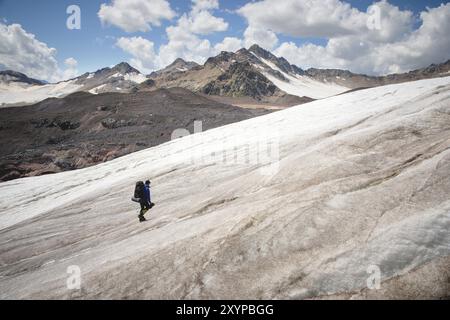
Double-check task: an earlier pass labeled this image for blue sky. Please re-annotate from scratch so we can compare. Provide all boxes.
[1,0,246,72]
[1,0,449,80]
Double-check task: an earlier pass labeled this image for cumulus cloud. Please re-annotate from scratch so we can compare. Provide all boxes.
[115,0,449,76]
[238,0,415,41]
[274,42,348,70]
[174,0,228,36]
[0,22,78,82]
[64,57,78,68]
[214,37,244,53]
[240,0,450,75]
[117,0,231,71]
[243,26,278,50]
[365,1,414,43]
[238,0,366,38]
[368,3,450,74]
[116,36,159,73]
[63,57,79,79]
[98,0,176,32]
[192,0,221,13]
[0,23,58,81]
[158,20,214,67]
[187,10,228,35]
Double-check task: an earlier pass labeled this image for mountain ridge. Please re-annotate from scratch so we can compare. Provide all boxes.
[0,70,45,85]
[149,58,199,78]
[146,44,450,102]
[1,46,450,107]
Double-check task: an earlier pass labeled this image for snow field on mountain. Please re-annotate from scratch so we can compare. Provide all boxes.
[0,81,82,106]
[253,54,350,99]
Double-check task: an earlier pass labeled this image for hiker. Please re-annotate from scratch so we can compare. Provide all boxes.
[144,180,154,207]
[132,180,155,222]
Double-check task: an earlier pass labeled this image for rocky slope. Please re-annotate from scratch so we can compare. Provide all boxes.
[202,61,279,98]
[74,62,148,94]
[147,45,329,105]
[306,59,450,89]
[0,88,269,181]
[149,45,450,103]
[0,76,449,299]
[149,58,199,78]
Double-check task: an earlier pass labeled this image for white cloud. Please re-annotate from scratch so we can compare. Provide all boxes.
[240,0,450,75]
[176,0,228,36]
[115,0,449,76]
[365,1,414,43]
[188,10,228,35]
[214,37,244,53]
[238,0,414,42]
[192,0,220,13]
[116,36,158,73]
[238,0,366,38]
[243,26,278,50]
[368,3,450,74]
[63,57,79,79]
[0,22,78,82]
[117,0,230,72]
[274,42,348,70]
[98,0,176,32]
[158,19,214,67]
[116,32,212,73]
[64,57,78,68]
[0,23,58,81]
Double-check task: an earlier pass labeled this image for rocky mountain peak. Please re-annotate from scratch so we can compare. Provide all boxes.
[247,44,305,76]
[112,62,140,75]
[248,44,274,60]
[0,70,44,85]
[171,58,188,65]
[205,51,235,66]
[235,47,250,55]
[149,58,199,78]
[166,58,199,71]
[202,61,279,99]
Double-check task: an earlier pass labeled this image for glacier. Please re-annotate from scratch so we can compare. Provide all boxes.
[253,54,350,99]
[0,80,83,107]
[0,77,449,299]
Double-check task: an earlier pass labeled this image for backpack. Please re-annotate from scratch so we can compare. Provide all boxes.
[132,181,144,202]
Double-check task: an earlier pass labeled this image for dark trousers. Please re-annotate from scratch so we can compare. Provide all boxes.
[139,200,150,219]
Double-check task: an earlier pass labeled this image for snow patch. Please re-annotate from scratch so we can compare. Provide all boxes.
[109,73,122,79]
[123,72,147,84]
[88,84,107,94]
[264,72,349,99]
[0,80,83,107]
[253,53,350,99]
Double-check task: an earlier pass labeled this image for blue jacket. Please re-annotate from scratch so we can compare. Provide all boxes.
[144,185,151,203]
